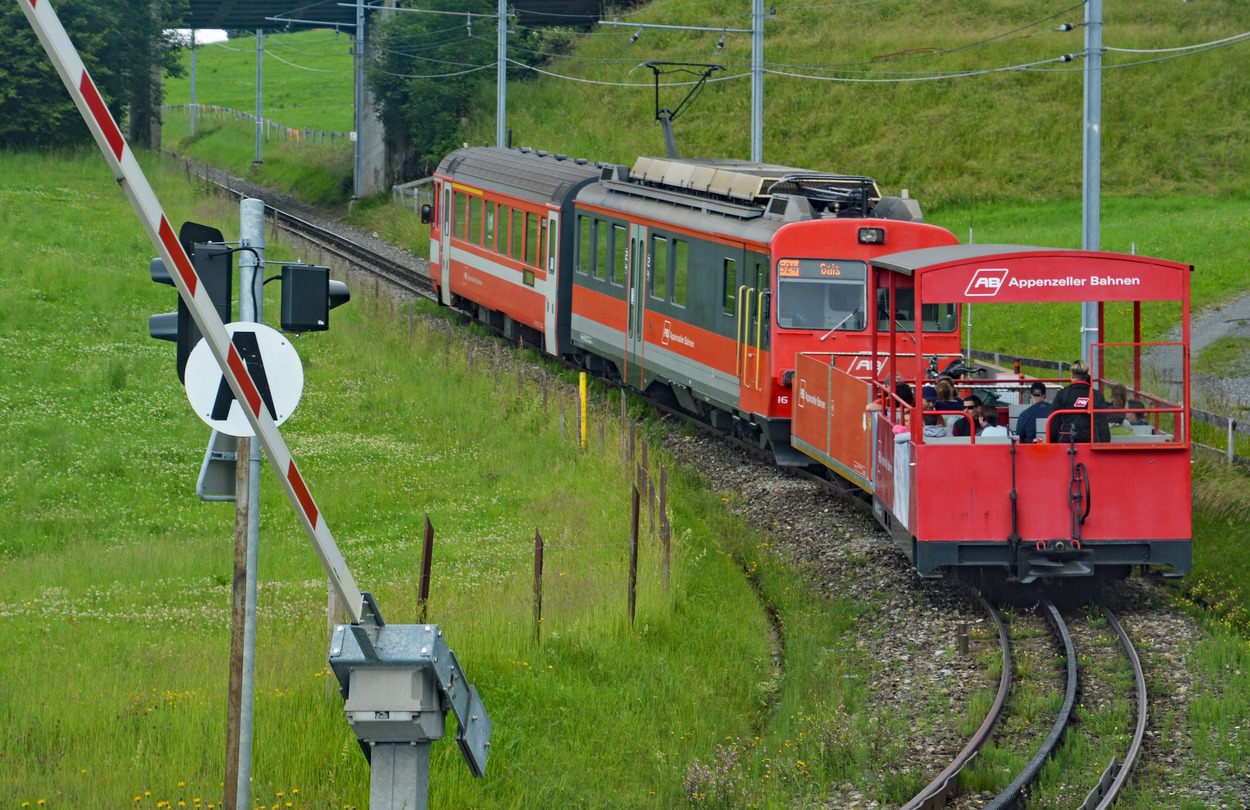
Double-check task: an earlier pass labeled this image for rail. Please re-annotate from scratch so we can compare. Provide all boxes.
[898,592,1012,810]
[985,598,1077,810]
[1079,606,1150,810]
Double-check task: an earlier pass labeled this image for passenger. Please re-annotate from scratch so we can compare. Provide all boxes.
[977,403,1009,437]
[933,378,962,411]
[952,393,982,437]
[1126,398,1151,428]
[895,381,915,408]
[1108,382,1128,427]
[922,412,948,438]
[1015,381,1052,443]
[1048,361,1111,443]
[921,384,937,409]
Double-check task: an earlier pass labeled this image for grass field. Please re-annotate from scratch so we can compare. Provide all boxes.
[2,149,998,808]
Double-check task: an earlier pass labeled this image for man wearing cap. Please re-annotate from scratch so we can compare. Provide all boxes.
[1016,382,1052,443]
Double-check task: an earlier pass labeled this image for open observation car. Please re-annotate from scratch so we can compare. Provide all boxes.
[791,245,1193,585]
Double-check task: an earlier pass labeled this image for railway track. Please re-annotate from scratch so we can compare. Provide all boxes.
[266,206,435,300]
[897,598,1149,810]
[243,186,1157,808]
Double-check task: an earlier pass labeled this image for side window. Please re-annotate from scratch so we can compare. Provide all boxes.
[511,208,523,260]
[485,202,496,252]
[672,239,688,306]
[467,197,482,246]
[594,220,608,280]
[541,217,550,271]
[611,224,627,286]
[527,212,540,268]
[576,216,590,275]
[453,191,468,240]
[650,235,668,301]
[722,258,737,314]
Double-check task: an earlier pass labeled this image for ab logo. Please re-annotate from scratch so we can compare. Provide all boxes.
[965,268,1009,297]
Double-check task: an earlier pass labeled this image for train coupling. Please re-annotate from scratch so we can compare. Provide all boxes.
[1014,538,1095,582]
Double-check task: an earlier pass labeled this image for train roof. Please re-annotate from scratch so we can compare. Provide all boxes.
[435,147,601,206]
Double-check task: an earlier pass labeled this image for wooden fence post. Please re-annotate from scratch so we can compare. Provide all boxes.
[418,514,434,623]
[660,465,670,594]
[629,484,639,626]
[533,529,544,644]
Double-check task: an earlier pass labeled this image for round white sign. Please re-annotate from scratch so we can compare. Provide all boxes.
[184,322,304,437]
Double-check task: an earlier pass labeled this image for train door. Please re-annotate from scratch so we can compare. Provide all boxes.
[439,183,452,305]
[543,210,559,354]
[624,223,648,389]
[736,257,769,395]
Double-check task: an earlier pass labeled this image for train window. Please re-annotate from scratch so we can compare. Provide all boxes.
[496,205,508,254]
[650,235,668,301]
[611,224,627,286]
[672,239,688,306]
[875,289,957,332]
[467,197,482,246]
[777,259,867,330]
[526,212,539,267]
[722,258,737,314]
[541,217,550,272]
[454,191,468,240]
[595,220,608,279]
[576,216,590,275]
[511,208,523,260]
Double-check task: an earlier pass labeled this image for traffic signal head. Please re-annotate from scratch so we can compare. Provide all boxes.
[149,241,233,382]
[280,264,350,332]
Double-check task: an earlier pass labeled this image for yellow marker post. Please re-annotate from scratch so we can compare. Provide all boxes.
[579,372,588,450]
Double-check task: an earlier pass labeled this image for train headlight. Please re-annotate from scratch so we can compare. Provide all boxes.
[781,370,795,387]
[858,227,886,245]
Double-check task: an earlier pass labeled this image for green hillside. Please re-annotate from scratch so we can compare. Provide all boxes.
[163,2,1250,206]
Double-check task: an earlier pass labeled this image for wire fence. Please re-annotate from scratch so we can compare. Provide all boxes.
[163,103,353,146]
[968,348,1248,465]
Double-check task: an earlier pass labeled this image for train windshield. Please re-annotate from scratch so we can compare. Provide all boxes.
[776,259,867,330]
[876,288,958,333]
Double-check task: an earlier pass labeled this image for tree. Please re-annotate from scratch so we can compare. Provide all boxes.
[0,0,185,150]
[366,2,577,178]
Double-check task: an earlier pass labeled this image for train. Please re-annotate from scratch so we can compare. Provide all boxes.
[425,146,1192,588]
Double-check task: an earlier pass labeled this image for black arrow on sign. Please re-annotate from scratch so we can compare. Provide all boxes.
[211,330,278,423]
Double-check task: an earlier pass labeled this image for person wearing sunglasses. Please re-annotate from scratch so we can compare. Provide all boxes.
[952,393,982,437]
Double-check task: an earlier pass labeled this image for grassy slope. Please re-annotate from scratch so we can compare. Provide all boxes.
[0,151,923,808]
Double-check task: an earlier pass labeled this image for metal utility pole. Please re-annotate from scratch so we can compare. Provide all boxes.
[354,0,366,198]
[497,0,507,147]
[254,30,264,165]
[190,30,197,137]
[751,0,764,162]
[1081,0,1103,367]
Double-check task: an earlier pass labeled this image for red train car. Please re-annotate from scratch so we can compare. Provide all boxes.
[792,245,1193,585]
[430,147,962,464]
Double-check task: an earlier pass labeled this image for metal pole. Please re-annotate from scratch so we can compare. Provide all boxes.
[1081,0,1102,367]
[224,434,249,810]
[189,30,197,138]
[496,0,507,147]
[353,1,365,198]
[254,30,263,165]
[751,0,763,162]
[235,198,266,809]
